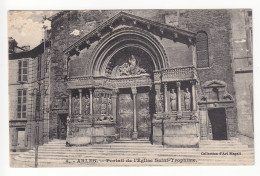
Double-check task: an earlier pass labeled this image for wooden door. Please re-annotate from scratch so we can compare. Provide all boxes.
[136,91,151,139]
[118,92,134,139]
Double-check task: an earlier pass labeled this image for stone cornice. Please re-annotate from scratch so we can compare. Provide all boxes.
[62,12,196,55]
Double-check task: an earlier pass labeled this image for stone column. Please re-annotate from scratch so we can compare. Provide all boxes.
[176,82,182,119]
[155,84,161,113]
[164,83,168,113]
[89,89,93,115]
[131,87,138,139]
[111,89,119,122]
[68,90,72,117]
[191,80,197,111]
[79,89,82,115]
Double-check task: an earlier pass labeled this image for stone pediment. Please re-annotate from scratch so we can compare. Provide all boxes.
[202,80,227,88]
[63,12,196,56]
[199,80,234,104]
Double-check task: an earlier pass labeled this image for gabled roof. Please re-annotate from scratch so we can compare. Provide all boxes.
[63,12,196,55]
[9,41,51,60]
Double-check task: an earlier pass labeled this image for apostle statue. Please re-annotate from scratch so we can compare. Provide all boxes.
[155,91,164,113]
[184,88,191,111]
[155,92,161,113]
[73,95,80,115]
[101,94,107,115]
[85,94,90,115]
[170,89,177,111]
[107,94,112,115]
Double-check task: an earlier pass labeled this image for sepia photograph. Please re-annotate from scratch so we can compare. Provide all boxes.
[7,8,254,168]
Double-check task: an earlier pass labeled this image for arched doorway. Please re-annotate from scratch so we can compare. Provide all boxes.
[107,48,155,140]
[88,28,166,140]
[89,27,168,76]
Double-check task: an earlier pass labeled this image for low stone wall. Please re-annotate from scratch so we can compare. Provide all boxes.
[152,119,200,147]
[66,121,117,146]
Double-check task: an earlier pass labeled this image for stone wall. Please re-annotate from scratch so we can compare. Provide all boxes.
[230,9,253,146]
[48,10,238,142]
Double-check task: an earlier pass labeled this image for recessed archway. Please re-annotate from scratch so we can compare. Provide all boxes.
[89,27,168,76]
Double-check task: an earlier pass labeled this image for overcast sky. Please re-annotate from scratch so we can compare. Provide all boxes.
[8,11,59,48]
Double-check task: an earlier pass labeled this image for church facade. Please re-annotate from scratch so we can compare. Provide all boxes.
[9,10,253,151]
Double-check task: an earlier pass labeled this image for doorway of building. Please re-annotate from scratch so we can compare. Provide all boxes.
[117,88,134,140]
[117,87,152,140]
[57,114,67,140]
[17,128,25,147]
[136,87,152,140]
[208,108,227,140]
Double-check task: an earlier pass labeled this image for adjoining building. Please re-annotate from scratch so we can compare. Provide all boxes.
[9,10,253,151]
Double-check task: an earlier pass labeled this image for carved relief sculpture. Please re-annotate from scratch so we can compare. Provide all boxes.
[93,93,100,114]
[155,91,162,113]
[101,94,107,114]
[156,92,164,113]
[61,97,68,109]
[184,88,191,111]
[117,55,146,76]
[107,94,112,115]
[170,89,177,111]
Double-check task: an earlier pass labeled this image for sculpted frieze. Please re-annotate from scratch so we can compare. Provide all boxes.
[67,66,197,89]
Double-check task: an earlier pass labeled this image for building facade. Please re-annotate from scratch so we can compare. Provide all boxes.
[9,9,253,150]
[9,41,51,151]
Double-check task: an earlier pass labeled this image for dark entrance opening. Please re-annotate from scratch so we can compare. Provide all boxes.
[57,114,67,140]
[208,108,227,140]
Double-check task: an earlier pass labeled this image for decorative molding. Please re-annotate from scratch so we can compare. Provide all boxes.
[199,79,234,105]
[67,66,198,90]
[89,27,169,75]
[62,12,196,54]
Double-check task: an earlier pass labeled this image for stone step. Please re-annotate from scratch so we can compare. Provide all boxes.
[38,145,250,150]
[114,139,150,143]
[37,145,253,150]
[21,152,253,159]
[13,139,254,167]
[23,148,254,153]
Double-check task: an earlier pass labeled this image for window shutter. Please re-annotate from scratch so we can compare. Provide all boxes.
[196,32,209,68]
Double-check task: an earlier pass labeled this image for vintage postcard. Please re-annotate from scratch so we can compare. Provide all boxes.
[8,9,254,167]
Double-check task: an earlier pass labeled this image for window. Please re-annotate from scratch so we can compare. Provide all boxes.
[37,56,42,79]
[18,60,28,82]
[17,89,27,119]
[196,31,209,68]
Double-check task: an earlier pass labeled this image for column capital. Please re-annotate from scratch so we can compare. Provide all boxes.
[131,87,137,95]
[176,81,181,87]
[78,89,82,93]
[190,80,196,85]
[112,88,119,95]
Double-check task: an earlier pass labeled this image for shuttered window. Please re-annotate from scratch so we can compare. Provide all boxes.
[18,60,28,82]
[17,89,27,119]
[196,32,209,68]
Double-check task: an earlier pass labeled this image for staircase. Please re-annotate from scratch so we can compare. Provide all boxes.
[11,139,254,167]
